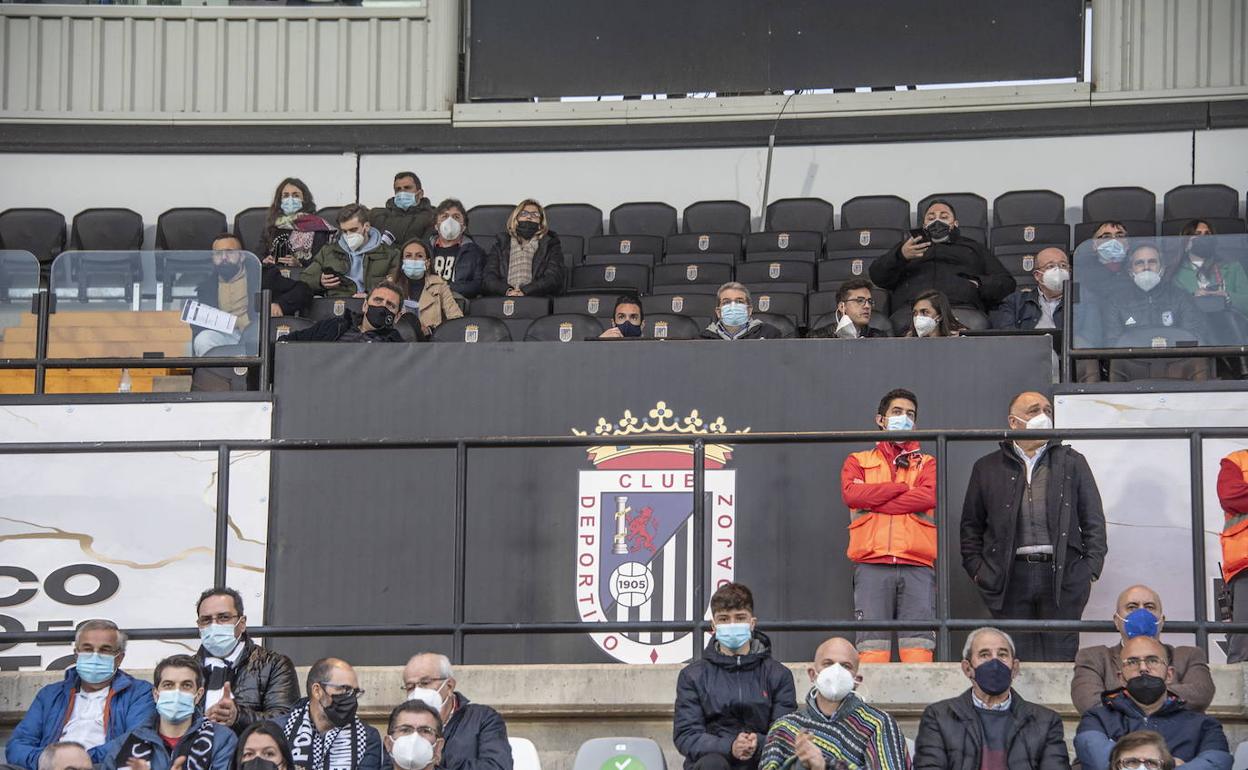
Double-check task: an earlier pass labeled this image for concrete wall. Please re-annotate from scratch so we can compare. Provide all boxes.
[4,663,1247,770]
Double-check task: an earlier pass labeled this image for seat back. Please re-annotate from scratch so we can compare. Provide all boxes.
[735,260,815,291]
[554,292,617,319]
[744,231,822,262]
[156,207,228,250]
[992,190,1066,226]
[764,198,834,234]
[465,205,515,240]
[469,295,551,320]
[839,195,910,230]
[609,202,678,237]
[824,228,904,257]
[307,295,365,322]
[508,738,541,770]
[1163,184,1240,221]
[643,313,702,340]
[952,306,990,331]
[545,204,604,240]
[665,233,742,263]
[641,293,717,328]
[570,264,649,294]
[588,235,665,264]
[818,256,877,283]
[432,316,512,342]
[0,208,67,267]
[682,200,751,235]
[651,262,732,289]
[524,313,604,341]
[317,205,346,225]
[917,193,988,229]
[70,208,145,251]
[753,311,796,338]
[571,738,667,770]
[271,317,315,341]
[752,291,805,327]
[1082,186,1156,225]
[234,207,270,255]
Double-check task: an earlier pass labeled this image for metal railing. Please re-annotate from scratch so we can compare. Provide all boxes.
[0,289,272,394]
[1,425,1245,664]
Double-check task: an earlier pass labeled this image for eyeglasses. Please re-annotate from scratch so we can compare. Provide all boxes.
[1116,759,1162,770]
[1122,656,1165,671]
[320,683,365,698]
[402,678,447,691]
[392,725,440,740]
[844,297,874,307]
[516,211,542,221]
[196,613,240,627]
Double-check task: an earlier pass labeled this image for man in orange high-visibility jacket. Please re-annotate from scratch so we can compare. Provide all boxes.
[1218,448,1248,663]
[841,387,937,663]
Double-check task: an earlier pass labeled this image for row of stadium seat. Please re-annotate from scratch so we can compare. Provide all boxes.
[1,185,1245,269]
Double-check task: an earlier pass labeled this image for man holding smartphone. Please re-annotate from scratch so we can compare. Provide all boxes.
[301,204,399,299]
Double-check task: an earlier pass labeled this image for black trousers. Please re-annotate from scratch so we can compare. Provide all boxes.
[989,558,1093,662]
[691,755,732,770]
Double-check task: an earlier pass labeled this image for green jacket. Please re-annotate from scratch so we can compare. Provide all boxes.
[1171,258,1248,316]
[301,239,399,297]
[370,197,435,248]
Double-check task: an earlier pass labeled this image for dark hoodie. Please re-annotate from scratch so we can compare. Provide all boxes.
[673,632,797,770]
[370,197,435,247]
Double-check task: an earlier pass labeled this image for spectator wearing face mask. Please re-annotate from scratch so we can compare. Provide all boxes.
[1071,584,1214,715]
[599,294,645,339]
[389,239,462,338]
[806,278,886,339]
[914,627,1068,770]
[841,388,937,663]
[961,391,1107,662]
[234,722,295,770]
[1171,220,1248,346]
[674,583,796,770]
[193,235,263,357]
[384,702,444,770]
[275,659,383,770]
[302,205,399,299]
[1075,637,1231,770]
[400,653,510,770]
[702,282,783,340]
[870,200,1015,314]
[282,281,404,343]
[903,289,966,338]
[260,177,336,269]
[759,638,909,770]
[1101,243,1209,345]
[370,172,435,247]
[482,199,565,297]
[1109,731,1176,770]
[1083,221,1132,296]
[428,199,486,299]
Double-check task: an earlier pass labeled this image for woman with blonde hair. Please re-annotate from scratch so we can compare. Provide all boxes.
[482,198,565,297]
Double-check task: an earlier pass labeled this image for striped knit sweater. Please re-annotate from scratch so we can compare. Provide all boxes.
[759,688,910,770]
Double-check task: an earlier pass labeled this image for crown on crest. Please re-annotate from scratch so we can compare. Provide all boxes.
[573,402,749,465]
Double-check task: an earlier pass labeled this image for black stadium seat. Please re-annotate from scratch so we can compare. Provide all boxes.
[990,223,1071,256]
[651,262,732,288]
[993,190,1066,226]
[433,316,512,343]
[545,203,604,240]
[559,234,585,267]
[307,295,364,322]
[839,195,911,230]
[524,313,604,341]
[156,207,227,250]
[570,264,649,294]
[917,193,988,230]
[609,202,678,237]
[271,317,315,341]
[70,208,144,251]
[587,235,664,265]
[1073,220,1156,245]
[753,311,796,338]
[744,231,821,263]
[764,198,834,235]
[824,228,904,257]
[682,200,751,235]
[1164,184,1239,221]
[554,292,617,319]
[818,256,876,283]
[469,295,552,340]
[465,205,514,240]
[1081,186,1157,236]
[665,233,742,265]
[642,293,717,327]
[735,260,815,291]
[643,314,701,340]
[0,208,66,271]
[317,205,346,224]
[752,291,805,327]
[1160,218,1246,235]
[234,207,269,255]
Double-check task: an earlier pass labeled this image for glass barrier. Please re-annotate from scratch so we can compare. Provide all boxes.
[1071,233,1248,350]
[48,250,264,362]
[0,251,41,370]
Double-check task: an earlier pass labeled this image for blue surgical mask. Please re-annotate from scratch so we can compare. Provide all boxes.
[402,259,426,280]
[280,197,303,216]
[885,414,914,432]
[1119,607,1159,639]
[199,622,240,659]
[714,623,752,651]
[1097,239,1126,264]
[720,302,749,328]
[394,192,418,210]
[155,690,197,723]
[75,652,116,685]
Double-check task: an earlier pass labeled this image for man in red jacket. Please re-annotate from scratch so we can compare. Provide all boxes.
[1218,448,1248,662]
[841,388,937,663]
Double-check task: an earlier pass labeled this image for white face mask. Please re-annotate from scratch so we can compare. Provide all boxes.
[814,663,855,702]
[834,312,858,339]
[390,733,434,770]
[1014,413,1053,431]
[913,315,938,337]
[342,231,366,252]
[1040,267,1070,293]
[1133,269,1162,292]
[406,685,446,712]
[438,218,463,241]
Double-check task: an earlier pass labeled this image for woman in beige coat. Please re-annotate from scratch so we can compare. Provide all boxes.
[390,238,463,337]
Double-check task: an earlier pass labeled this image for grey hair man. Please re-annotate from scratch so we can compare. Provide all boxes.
[701,282,783,340]
[36,742,91,770]
[401,653,513,770]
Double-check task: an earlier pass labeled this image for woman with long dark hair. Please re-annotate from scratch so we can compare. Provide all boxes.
[234,721,295,770]
[903,289,967,338]
[1170,218,1248,316]
[260,178,336,268]
[387,238,463,337]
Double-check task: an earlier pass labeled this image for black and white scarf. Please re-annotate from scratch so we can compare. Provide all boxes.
[282,699,368,770]
[116,719,217,770]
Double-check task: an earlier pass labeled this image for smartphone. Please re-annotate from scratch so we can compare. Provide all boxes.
[908,228,931,245]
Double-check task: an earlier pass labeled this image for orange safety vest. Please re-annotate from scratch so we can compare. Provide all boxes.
[1221,449,1248,582]
[845,448,938,567]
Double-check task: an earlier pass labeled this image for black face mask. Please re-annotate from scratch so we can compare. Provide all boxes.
[364,304,395,330]
[925,219,955,244]
[322,691,359,727]
[617,321,643,338]
[1189,235,1217,260]
[242,759,280,770]
[1125,673,1167,705]
[216,261,243,281]
[514,221,541,240]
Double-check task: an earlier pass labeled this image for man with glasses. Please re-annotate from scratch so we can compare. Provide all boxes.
[401,653,512,770]
[6,619,154,770]
[701,282,782,340]
[278,658,383,770]
[385,701,444,770]
[1075,637,1231,770]
[808,279,886,339]
[1108,731,1176,770]
[192,586,298,732]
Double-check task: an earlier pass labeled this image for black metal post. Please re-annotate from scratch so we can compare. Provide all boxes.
[1190,432,1209,653]
[692,438,706,643]
[213,444,231,586]
[258,289,273,391]
[34,290,50,395]
[1060,280,1073,383]
[935,434,951,661]
[452,441,468,665]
